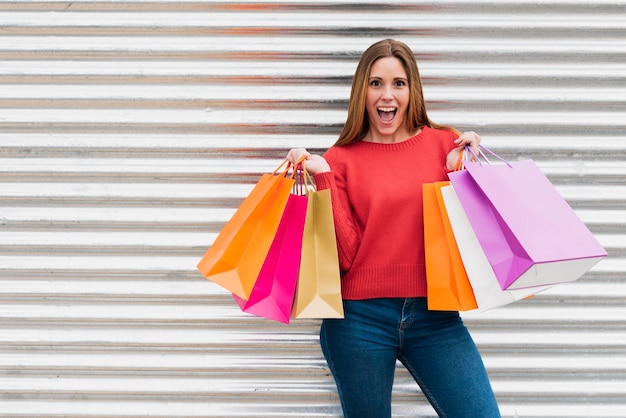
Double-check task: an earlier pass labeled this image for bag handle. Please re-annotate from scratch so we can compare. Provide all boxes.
[285,156,312,196]
[292,160,316,196]
[452,147,485,171]
[302,161,317,195]
[273,156,308,179]
[465,145,513,168]
[272,159,291,177]
[453,148,465,171]
[294,160,306,196]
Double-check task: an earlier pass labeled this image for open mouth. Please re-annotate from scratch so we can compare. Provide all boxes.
[377,107,397,122]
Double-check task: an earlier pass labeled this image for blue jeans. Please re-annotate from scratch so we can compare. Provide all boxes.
[320,298,501,418]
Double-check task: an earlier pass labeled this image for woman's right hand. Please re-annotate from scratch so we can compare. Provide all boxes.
[286,148,331,175]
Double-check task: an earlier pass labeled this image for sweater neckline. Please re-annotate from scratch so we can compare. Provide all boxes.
[355,127,427,151]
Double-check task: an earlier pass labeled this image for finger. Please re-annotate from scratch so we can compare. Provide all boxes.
[455,137,471,147]
[468,132,480,143]
[455,132,471,144]
[461,132,481,147]
[286,148,309,163]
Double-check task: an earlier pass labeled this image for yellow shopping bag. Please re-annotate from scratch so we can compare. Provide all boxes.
[291,166,344,319]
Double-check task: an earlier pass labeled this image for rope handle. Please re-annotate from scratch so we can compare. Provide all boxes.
[291,160,316,196]
[272,156,308,179]
[464,145,513,168]
[302,161,316,195]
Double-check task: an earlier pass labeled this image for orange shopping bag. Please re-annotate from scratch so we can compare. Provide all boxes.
[197,160,298,299]
[423,181,477,311]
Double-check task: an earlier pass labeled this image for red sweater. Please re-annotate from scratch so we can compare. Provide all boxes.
[313,127,457,300]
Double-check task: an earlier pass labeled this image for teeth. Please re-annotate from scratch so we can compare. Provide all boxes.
[378,107,396,112]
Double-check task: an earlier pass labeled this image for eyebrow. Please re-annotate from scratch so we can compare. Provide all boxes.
[368,76,408,81]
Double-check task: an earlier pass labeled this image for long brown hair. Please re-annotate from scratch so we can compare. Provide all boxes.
[334,39,460,146]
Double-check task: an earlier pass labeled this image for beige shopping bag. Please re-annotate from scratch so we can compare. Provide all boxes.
[291,171,344,319]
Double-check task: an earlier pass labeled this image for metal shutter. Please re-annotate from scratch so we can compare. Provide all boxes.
[0,1,624,416]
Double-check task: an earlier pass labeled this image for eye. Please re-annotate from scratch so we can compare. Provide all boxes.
[394,79,407,87]
[369,79,382,87]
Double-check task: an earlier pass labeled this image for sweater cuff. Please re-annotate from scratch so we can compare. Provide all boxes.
[312,171,334,190]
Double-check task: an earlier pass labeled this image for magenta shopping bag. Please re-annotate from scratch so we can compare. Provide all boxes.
[233,192,308,324]
[448,154,607,290]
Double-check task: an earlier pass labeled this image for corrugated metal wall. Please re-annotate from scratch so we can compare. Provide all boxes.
[0,1,624,417]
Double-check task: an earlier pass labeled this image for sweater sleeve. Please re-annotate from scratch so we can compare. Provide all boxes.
[313,170,361,272]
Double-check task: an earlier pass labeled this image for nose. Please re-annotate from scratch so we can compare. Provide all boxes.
[381,85,394,100]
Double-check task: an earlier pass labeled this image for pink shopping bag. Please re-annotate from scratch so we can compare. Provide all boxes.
[233,178,308,324]
[448,150,607,290]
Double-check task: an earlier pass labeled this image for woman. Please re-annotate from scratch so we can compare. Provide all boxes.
[286,39,500,417]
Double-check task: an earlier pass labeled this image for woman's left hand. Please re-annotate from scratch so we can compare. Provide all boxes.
[446,131,482,171]
[454,131,481,155]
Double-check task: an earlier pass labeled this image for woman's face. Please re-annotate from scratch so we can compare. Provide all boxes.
[364,56,412,143]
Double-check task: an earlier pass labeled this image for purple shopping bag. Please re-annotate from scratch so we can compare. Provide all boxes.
[448,157,607,290]
[233,192,307,324]
[440,184,554,311]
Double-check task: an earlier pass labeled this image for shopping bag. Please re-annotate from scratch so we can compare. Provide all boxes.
[291,168,344,319]
[448,148,607,290]
[197,160,297,299]
[440,184,554,311]
[233,186,308,324]
[423,181,478,311]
